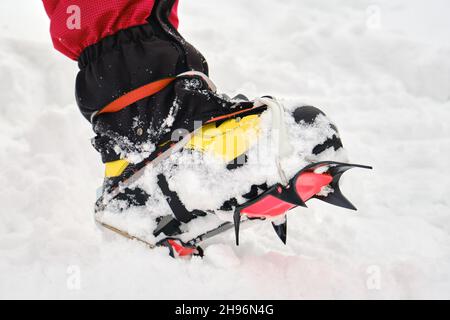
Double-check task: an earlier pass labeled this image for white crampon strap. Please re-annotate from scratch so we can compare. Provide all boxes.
[255,97,292,185]
[177,71,218,93]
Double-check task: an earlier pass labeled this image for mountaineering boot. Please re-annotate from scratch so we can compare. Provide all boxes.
[82,0,371,257]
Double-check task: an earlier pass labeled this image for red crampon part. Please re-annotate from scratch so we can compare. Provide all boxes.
[233,161,372,245]
[160,239,204,258]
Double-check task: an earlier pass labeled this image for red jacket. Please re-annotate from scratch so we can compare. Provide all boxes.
[42,0,179,60]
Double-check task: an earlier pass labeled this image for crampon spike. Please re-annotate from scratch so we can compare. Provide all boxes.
[272,216,287,244]
[315,163,372,211]
[234,209,242,246]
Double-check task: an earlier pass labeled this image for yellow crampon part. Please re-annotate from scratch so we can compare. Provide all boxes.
[105,159,130,178]
[186,115,261,162]
[105,115,261,177]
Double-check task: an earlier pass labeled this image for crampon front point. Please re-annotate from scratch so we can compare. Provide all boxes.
[233,161,373,245]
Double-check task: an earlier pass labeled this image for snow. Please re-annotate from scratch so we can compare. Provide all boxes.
[1,0,450,299]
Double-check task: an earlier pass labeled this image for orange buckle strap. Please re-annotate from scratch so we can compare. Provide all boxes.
[96,77,176,116]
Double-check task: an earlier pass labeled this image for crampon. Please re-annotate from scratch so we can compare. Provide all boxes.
[96,157,372,258]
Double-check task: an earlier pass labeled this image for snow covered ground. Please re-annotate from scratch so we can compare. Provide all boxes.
[1,0,449,299]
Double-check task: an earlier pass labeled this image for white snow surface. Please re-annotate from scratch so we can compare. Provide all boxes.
[1,0,450,299]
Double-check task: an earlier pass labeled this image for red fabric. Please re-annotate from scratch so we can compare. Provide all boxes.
[42,0,179,60]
